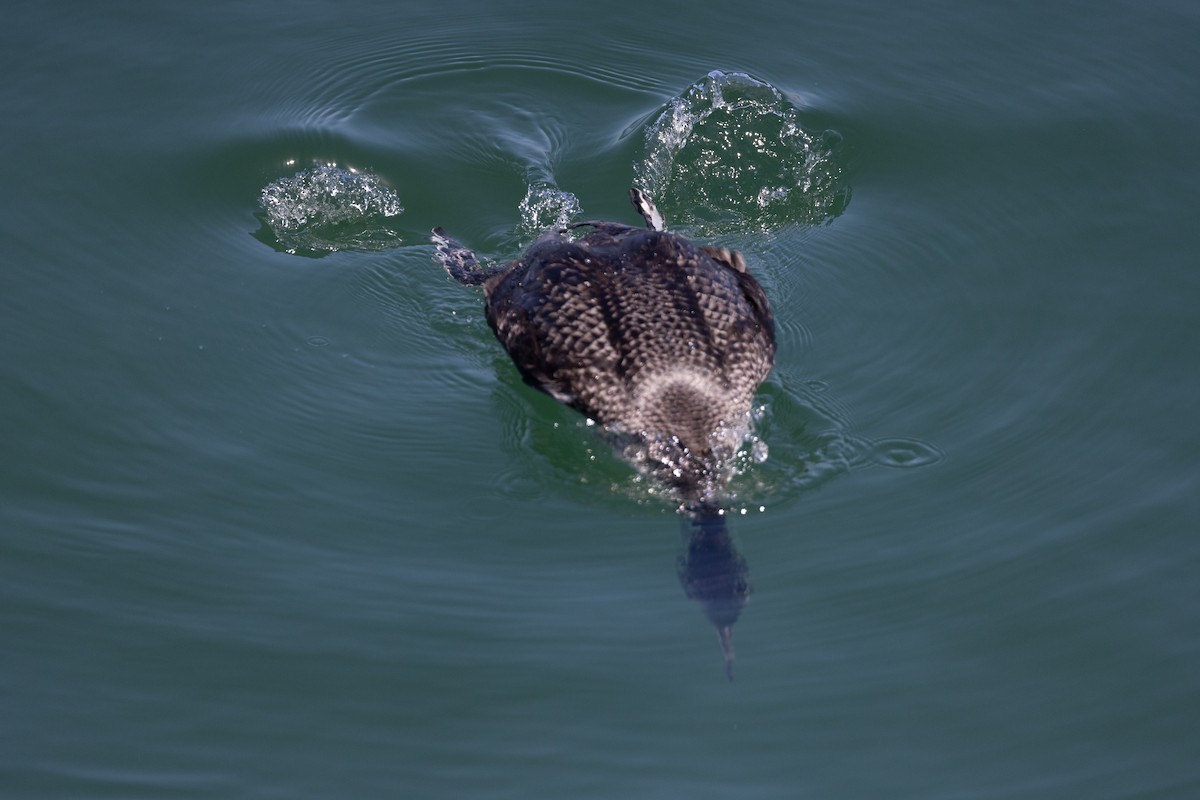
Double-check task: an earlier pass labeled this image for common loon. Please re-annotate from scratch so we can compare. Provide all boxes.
[433,188,776,678]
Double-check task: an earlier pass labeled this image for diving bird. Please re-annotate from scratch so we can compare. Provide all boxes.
[433,188,776,678]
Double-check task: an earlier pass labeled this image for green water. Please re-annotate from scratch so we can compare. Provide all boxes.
[3,1,1198,797]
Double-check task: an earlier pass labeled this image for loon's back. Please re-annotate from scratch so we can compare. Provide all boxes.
[482,221,775,498]
[432,189,774,677]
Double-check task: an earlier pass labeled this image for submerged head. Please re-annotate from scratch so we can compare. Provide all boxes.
[677,507,751,679]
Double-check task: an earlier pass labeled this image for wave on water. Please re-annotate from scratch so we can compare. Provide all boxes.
[636,70,850,235]
[256,162,405,257]
[713,379,942,515]
[546,374,940,519]
[244,71,925,509]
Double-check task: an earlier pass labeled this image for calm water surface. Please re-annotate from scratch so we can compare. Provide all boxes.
[3,1,1198,797]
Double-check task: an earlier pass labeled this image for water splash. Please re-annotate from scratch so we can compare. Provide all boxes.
[516,183,582,243]
[257,162,404,256]
[636,70,849,234]
[653,381,941,515]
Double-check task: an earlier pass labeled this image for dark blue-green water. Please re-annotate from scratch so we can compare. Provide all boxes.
[3,1,1198,797]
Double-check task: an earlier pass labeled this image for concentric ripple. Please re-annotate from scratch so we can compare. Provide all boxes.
[256,162,404,256]
[636,70,850,235]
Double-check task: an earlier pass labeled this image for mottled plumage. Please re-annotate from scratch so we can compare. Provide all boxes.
[433,188,775,678]
[436,191,774,504]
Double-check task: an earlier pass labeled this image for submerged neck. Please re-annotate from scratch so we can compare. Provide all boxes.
[678,504,751,679]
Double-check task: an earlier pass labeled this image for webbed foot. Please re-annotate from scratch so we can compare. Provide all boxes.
[630,187,665,231]
[432,227,492,287]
